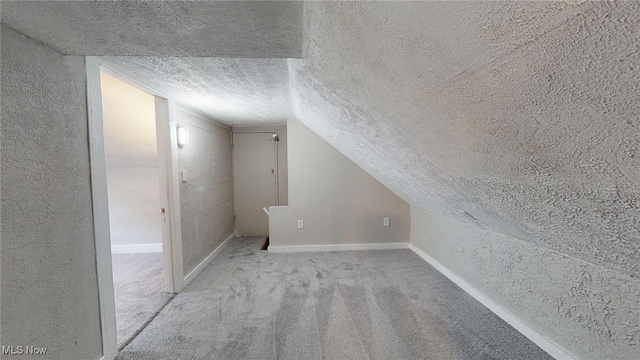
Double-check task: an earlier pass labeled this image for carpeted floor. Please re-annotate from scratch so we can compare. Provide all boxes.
[112,252,175,348]
[116,238,552,360]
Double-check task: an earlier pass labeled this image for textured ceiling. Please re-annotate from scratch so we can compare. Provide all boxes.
[2,1,638,276]
[0,1,302,57]
[100,57,291,126]
[289,1,640,277]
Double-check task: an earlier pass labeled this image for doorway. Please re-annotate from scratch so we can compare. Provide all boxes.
[99,71,174,348]
[232,132,279,237]
[87,58,183,359]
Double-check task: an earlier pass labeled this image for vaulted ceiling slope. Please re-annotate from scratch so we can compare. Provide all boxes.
[101,57,291,126]
[2,1,638,276]
[0,1,302,57]
[289,1,640,277]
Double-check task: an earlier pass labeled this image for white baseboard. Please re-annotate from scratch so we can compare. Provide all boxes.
[268,242,409,253]
[408,244,577,360]
[183,233,235,286]
[111,243,162,254]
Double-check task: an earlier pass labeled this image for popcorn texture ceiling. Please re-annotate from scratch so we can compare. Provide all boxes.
[2,1,638,277]
[101,57,292,126]
[289,1,640,277]
[0,1,303,57]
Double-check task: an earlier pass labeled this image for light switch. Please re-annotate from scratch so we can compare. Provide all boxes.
[181,170,188,182]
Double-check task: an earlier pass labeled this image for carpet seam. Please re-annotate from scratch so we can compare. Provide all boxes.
[117,292,178,352]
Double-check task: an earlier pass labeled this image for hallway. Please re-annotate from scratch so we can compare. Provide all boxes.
[116,238,550,360]
[111,253,174,348]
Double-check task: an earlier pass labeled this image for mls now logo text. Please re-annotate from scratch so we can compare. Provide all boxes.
[2,345,48,355]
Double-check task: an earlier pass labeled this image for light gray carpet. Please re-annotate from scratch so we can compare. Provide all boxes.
[116,238,552,360]
[112,252,174,348]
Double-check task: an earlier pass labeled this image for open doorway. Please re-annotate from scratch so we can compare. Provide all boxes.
[99,71,174,348]
[232,127,288,248]
[233,131,278,237]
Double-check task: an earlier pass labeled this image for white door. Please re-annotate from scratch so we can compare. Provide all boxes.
[233,132,278,237]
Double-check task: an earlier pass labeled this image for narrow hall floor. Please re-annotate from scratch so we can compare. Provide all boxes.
[116,238,551,360]
[112,252,174,348]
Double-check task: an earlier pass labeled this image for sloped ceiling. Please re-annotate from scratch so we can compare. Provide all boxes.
[0,1,302,57]
[100,57,291,126]
[290,1,640,277]
[2,1,638,276]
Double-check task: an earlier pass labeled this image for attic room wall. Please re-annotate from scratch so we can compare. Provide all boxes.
[1,25,102,360]
[411,207,640,360]
[269,118,409,248]
[176,105,235,275]
[289,2,639,357]
[291,0,640,275]
[232,125,288,206]
[101,72,162,248]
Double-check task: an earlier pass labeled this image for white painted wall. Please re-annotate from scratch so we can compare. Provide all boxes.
[232,126,288,206]
[176,106,235,274]
[269,118,409,247]
[101,72,162,248]
[1,25,102,359]
[410,206,640,360]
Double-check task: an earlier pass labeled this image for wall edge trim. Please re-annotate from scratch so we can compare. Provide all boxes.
[183,232,236,287]
[408,243,578,360]
[267,242,409,253]
[86,56,119,360]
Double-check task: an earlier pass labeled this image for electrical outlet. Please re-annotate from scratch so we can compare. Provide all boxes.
[297,220,304,229]
[383,217,390,227]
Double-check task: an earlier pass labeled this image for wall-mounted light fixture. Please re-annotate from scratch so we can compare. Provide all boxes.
[177,126,189,147]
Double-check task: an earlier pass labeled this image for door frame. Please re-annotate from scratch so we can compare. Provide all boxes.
[86,57,184,360]
[231,130,280,236]
[231,130,280,206]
